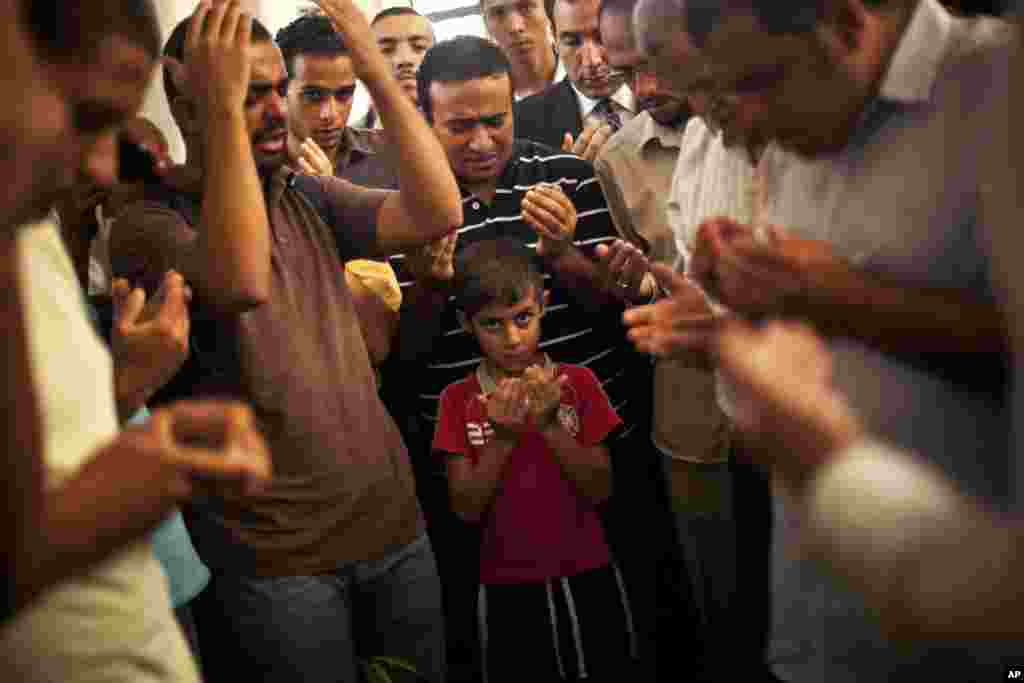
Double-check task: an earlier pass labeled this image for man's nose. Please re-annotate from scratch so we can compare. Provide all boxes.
[266,90,287,121]
[467,125,493,151]
[507,11,526,34]
[579,40,605,69]
[504,322,523,345]
[319,96,339,122]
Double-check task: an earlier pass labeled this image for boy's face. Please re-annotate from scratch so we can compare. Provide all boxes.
[465,286,544,376]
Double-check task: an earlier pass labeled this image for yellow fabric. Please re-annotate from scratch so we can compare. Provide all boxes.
[345,259,402,313]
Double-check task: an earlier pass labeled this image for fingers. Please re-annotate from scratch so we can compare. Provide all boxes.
[185,1,212,59]
[572,124,611,162]
[164,399,257,450]
[220,0,242,42]
[114,281,147,325]
[154,271,190,331]
[235,7,252,47]
[298,157,317,175]
[562,132,574,152]
[649,262,690,297]
[203,0,231,45]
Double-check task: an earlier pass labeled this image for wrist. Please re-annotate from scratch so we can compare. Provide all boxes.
[114,366,154,420]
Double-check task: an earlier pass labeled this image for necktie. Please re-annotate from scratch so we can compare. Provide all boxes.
[591,98,622,133]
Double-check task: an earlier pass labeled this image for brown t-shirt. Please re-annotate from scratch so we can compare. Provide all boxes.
[110,167,422,576]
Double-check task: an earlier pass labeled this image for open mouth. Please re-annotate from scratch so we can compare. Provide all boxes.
[254,130,287,154]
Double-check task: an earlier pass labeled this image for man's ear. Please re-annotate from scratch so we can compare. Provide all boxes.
[540,289,550,314]
[457,309,472,333]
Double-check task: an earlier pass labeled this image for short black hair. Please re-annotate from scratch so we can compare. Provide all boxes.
[454,238,545,319]
[27,0,161,61]
[372,6,426,25]
[417,36,512,123]
[276,13,348,78]
[163,14,273,106]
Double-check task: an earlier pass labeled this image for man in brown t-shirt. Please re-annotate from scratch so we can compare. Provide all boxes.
[109,1,462,681]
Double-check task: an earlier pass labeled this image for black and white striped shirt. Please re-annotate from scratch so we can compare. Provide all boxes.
[389,140,651,447]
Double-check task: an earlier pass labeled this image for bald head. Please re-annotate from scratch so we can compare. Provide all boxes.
[632,0,702,93]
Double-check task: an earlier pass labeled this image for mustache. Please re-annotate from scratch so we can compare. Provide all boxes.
[253,125,286,143]
[396,69,417,80]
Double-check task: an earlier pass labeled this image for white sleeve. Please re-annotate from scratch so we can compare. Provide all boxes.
[805,440,1024,638]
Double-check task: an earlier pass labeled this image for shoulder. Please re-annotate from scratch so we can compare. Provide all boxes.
[938,14,1016,103]
[440,373,481,404]
[514,79,573,117]
[558,363,601,391]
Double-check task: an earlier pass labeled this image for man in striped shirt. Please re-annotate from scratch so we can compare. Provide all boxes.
[390,35,692,680]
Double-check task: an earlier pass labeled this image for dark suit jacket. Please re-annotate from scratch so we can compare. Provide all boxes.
[512,77,582,151]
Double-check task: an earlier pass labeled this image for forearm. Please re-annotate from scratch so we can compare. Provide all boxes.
[194,109,271,312]
[541,425,611,503]
[790,267,1008,354]
[806,441,1024,639]
[448,440,515,522]
[0,236,44,616]
[16,447,179,610]
[367,73,462,246]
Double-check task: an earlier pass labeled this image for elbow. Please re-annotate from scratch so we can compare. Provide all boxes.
[209,281,270,314]
[219,266,271,312]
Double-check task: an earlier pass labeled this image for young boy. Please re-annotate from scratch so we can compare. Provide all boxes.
[433,238,637,683]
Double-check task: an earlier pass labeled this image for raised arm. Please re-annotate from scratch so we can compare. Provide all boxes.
[164,1,270,312]
[314,0,462,253]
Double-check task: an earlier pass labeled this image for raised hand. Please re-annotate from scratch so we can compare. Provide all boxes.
[622,262,721,357]
[164,0,253,121]
[294,137,334,177]
[312,0,390,80]
[111,271,191,417]
[481,378,531,441]
[152,399,272,498]
[405,230,458,283]
[692,219,843,316]
[522,365,567,429]
[561,123,613,163]
[595,239,654,302]
[521,183,577,259]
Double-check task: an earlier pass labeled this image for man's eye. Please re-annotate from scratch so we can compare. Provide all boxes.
[560,35,581,48]
[303,91,325,103]
[380,46,395,55]
[515,313,533,326]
